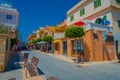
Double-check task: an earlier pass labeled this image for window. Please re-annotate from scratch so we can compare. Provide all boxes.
[10,15,12,20]
[94,0,101,9]
[72,39,84,53]
[70,15,74,22]
[6,14,12,20]
[93,33,98,39]
[118,20,120,28]
[80,8,85,16]
[6,14,9,19]
[105,36,114,42]
[116,0,120,4]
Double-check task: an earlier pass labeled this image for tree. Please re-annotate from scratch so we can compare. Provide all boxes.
[65,26,85,63]
[31,39,36,44]
[35,38,42,43]
[42,36,52,42]
[42,36,52,52]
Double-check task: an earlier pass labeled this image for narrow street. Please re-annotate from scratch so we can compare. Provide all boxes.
[23,50,120,80]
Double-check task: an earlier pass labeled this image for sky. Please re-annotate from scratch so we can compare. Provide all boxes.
[1,0,80,42]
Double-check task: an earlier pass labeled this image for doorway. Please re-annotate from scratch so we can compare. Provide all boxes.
[63,41,67,55]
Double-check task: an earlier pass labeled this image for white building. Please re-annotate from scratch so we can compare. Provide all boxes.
[0,4,18,29]
[67,0,120,55]
[0,3,18,72]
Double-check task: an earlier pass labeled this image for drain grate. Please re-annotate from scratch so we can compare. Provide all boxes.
[76,65,81,68]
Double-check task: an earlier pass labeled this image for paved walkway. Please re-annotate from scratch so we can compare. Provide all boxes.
[39,51,74,63]
[5,51,22,72]
[21,68,45,80]
[0,51,23,80]
[0,69,23,80]
[23,50,120,80]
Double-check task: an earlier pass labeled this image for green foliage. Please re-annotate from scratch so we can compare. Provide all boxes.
[35,38,42,42]
[11,39,17,47]
[25,41,32,45]
[0,23,8,34]
[42,36,52,42]
[25,42,29,45]
[10,30,19,48]
[65,26,85,38]
[25,38,42,45]
[31,39,36,44]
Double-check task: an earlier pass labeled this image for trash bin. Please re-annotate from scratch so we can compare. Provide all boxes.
[24,53,28,61]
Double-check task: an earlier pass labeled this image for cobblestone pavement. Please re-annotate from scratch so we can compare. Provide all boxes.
[23,50,120,80]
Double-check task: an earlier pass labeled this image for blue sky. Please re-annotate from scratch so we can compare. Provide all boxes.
[1,0,80,42]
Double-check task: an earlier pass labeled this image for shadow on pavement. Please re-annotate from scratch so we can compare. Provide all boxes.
[4,51,22,72]
[37,67,45,75]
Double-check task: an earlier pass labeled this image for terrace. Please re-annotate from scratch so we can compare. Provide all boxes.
[54,22,113,39]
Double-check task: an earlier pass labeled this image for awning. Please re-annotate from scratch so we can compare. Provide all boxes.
[54,40,60,43]
[74,21,85,26]
[36,41,46,44]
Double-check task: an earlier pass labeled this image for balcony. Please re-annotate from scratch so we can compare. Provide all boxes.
[54,22,113,40]
[84,22,113,32]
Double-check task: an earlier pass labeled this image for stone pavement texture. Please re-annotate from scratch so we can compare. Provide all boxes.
[0,69,23,80]
[21,68,45,80]
[39,51,74,63]
[23,50,120,80]
[0,51,24,80]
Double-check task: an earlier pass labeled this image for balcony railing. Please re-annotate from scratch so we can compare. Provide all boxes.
[84,22,113,32]
[53,23,113,39]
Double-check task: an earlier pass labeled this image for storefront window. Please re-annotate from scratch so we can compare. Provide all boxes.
[105,35,114,42]
[63,41,67,54]
[72,39,84,53]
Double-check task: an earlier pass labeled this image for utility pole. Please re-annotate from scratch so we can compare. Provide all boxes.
[52,31,54,55]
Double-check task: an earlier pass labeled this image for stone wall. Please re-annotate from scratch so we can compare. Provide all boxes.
[0,34,8,72]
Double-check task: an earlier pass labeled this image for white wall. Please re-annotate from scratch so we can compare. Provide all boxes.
[111,11,120,32]
[0,9,18,28]
[67,0,112,26]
